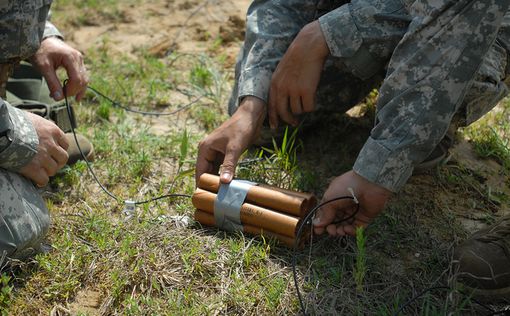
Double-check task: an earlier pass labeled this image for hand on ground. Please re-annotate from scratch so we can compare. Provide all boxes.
[268,20,329,129]
[313,171,393,237]
[196,96,266,184]
[30,37,88,101]
[19,113,69,187]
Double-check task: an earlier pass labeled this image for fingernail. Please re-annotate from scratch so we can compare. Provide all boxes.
[53,91,62,100]
[220,172,232,183]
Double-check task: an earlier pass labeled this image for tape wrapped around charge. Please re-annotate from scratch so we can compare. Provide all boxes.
[213,179,256,231]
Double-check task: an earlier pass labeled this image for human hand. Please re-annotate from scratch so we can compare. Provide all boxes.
[30,37,88,102]
[19,112,69,187]
[196,96,266,184]
[268,20,329,129]
[313,171,393,237]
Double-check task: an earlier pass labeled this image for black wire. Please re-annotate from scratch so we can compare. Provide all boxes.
[134,193,191,205]
[292,195,360,316]
[63,80,191,205]
[87,86,202,116]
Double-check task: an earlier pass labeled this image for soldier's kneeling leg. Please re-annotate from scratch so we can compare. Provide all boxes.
[0,169,50,260]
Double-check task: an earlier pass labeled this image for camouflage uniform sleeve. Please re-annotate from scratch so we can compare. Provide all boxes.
[0,99,39,171]
[353,0,510,192]
[236,0,317,104]
[43,20,63,40]
[318,4,362,61]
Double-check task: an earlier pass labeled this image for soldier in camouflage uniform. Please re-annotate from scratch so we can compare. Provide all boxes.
[0,1,88,261]
[196,0,510,301]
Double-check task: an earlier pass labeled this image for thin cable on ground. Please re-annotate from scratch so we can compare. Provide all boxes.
[87,86,202,116]
[292,196,360,316]
[166,0,213,55]
[63,80,191,206]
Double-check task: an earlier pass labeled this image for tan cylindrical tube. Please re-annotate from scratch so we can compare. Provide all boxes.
[192,188,299,238]
[198,173,316,217]
[194,210,296,248]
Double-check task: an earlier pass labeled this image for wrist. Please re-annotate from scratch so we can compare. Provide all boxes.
[350,170,393,200]
[300,21,330,59]
[238,96,267,117]
[41,36,64,44]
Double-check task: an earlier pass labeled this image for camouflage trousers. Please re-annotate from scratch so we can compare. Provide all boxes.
[0,169,50,261]
[0,64,58,261]
[229,0,510,129]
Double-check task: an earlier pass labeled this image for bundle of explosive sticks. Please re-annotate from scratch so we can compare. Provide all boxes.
[192,173,317,247]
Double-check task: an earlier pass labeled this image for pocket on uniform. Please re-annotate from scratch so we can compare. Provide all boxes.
[478,41,507,86]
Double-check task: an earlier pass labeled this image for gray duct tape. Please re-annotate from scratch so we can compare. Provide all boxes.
[214,179,256,232]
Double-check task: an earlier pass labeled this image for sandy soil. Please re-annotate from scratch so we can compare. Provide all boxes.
[67,0,251,60]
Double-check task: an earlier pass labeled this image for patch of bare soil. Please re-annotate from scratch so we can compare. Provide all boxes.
[444,139,510,230]
[67,0,251,59]
[68,289,102,315]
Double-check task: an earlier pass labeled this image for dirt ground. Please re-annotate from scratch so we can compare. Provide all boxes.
[42,0,510,314]
[67,0,251,64]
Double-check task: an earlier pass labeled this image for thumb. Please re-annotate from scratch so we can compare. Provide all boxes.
[219,146,241,184]
[39,62,64,101]
[312,205,337,235]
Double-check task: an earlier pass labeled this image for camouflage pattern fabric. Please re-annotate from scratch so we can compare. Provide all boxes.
[0,101,46,260]
[229,0,510,192]
[0,0,62,259]
[0,100,39,171]
[353,0,510,191]
[0,168,50,261]
[0,0,61,63]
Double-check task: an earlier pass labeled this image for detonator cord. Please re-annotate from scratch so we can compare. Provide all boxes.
[63,80,191,205]
[292,195,360,316]
[87,86,203,116]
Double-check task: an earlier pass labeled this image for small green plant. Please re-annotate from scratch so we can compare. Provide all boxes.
[261,127,301,188]
[354,226,367,293]
[97,100,111,120]
[0,273,13,315]
[188,56,229,107]
[190,64,213,89]
[235,126,303,189]
[130,150,152,177]
[470,127,510,171]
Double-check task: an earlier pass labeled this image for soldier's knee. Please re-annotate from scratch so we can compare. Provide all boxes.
[0,169,50,259]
